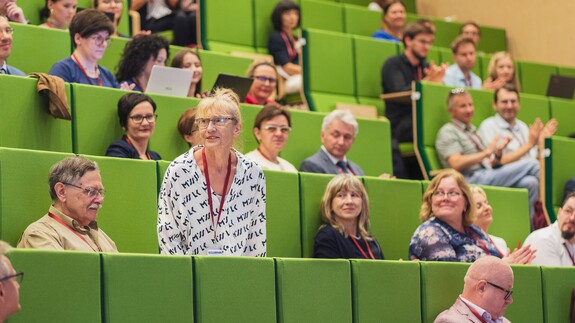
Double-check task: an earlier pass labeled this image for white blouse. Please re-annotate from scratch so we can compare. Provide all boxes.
[245,149,298,173]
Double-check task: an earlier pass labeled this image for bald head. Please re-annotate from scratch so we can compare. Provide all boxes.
[462,256,514,319]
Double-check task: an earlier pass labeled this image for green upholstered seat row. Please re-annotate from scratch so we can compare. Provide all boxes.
[544,137,575,222]
[8,249,570,323]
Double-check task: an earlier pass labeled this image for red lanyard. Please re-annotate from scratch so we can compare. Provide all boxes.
[280,31,297,61]
[125,136,151,160]
[465,227,491,255]
[460,297,489,323]
[350,236,375,259]
[48,212,97,251]
[563,243,575,266]
[413,65,423,81]
[507,127,526,146]
[72,53,103,86]
[202,148,233,239]
[451,121,486,152]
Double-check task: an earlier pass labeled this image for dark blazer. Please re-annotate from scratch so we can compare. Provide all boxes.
[434,298,510,323]
[314,225,384,259]
[106,136,161,161]
[299,149,365,176]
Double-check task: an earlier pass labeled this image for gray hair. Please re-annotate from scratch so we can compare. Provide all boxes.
[49,156,99,201]
[321,110,359,136]
[0,241,13,277]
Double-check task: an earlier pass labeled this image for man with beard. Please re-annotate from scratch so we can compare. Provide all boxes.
[524,192,575,266]
[0,0,26,23]
[381,21,447,178]
[443,36,482,89]
[18,156,118,252]
[0,15,24,76]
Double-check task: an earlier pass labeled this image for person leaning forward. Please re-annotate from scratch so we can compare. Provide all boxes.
[17,156,118,252]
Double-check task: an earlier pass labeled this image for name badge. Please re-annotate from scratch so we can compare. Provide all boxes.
[207,249,224,256]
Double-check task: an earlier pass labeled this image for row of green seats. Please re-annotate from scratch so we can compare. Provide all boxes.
[545,137,575,221]
[9,249,571,323]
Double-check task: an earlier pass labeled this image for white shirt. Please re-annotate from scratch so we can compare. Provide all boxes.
[490,234,509,256]
[443,64,482,89]
[478,114,538,160]
[245,150,298,173]
[459,296,503,323]
[524,221,575,266]
[321,145,348,165]
[146,0,172,20]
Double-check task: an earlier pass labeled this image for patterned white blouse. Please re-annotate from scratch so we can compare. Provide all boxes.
[158,147,267,256]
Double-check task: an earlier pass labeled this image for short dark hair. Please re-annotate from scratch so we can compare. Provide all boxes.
[117,93,157,128]
[177,108,197,146]
[450,35,476,54]
[382,0,406,15]
[171,49,202,96]
[493,83,520,103]
[564,192,575,207]
[254,104,291,130]
[116,34,170,82]
[460,21,481,36]
[69,9,114,48]
[402,22,434,48]
[271,0,300,31]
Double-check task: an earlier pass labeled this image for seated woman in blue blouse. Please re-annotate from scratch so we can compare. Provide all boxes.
[371,0,406,43]
[49,9,132,90]
[409,169,533,263]
[106,93,161,160]
[314,175,384,259]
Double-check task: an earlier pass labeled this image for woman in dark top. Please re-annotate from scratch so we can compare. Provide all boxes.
[106,93,161,160]
[314,175,384,259]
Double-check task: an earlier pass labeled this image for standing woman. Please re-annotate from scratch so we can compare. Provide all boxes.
[106,93,161,160]
[39,0,77,29]
[314,175,384,259]
[158,88,267,256]
[93,0,125,37]
[171,49,204,98]
[116,34,170,92]
[268,0,302,94]
[372,0,406,43]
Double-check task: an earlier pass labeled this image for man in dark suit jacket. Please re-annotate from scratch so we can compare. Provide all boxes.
[0,15,25,76]
[435,256,513,323]
[300,109,365,176]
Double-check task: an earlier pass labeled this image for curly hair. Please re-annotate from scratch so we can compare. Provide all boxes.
[116,34,170,82]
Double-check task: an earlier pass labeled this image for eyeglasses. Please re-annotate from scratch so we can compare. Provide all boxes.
[195,117,236,128]
[254,76,277,84]
[88,34,112,46]
[129,114,157,124]
[485,280,513,300]
[262,125,291,134]
[63,182,106,198]
[432,190,462,199]
[0,272,24,284]
[0,27,14,36]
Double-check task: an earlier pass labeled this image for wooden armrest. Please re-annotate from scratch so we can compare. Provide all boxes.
[129,10,141,36]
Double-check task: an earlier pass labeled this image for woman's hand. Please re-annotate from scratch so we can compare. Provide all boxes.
[194,90,211,98]
[502,244,536,264]
[119,82,136,91]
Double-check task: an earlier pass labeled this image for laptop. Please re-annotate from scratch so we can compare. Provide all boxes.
[211,74,254,102]
[546,75,575,99]
[146,65,194,97]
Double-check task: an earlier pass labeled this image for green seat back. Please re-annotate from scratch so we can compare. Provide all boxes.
[363,177,422,260]
[549,98,575,137]
[84,155,158,253]
[545,137,575,221]
[516,92,551,125]
[299,172,335,258]
[476,25,507,54]
[200,0,254,51]
[197,49,254,93]
[280,110,325,169]
[343,4,381,37]
[99,36,130,76]
[157,160,171,192]
[276,258,352,323]
[505,265,543,322]
[7,249,101,323]
[429,19,461,49]
[8,23,70,74]
[253,0,278,52]
[351,260,421,323]
[468,87,495,124]
[102,253,193,322]
[541,266,575,323]
[420,261,469,323]
[238,104,262,154]
[558,65,575,81]
[0,75,72,153]
[16,0,45,25]
[264,170,302,257]
[519,61,558,96]
[306,92,358,112]
[301,0,344,33]
[0,148,73,245]
[194,256,276,322]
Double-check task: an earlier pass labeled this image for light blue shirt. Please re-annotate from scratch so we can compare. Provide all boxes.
[443,64,482,89]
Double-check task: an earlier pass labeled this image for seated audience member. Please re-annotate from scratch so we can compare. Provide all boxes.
[409,169,534,263]
[381,21,447,178]
[268,0,302,94]
[436,88,540,216]
[472,186,509,255]
[415,17,436,34]
[177,108,201,147]
[524,193,575,266]
[565,177,575,201]
[300,109,365,175]
[434,256,513,323]
[39,0,77,29]
[479,84,557,165]
[116,34,169,92]
[130,0,197,47]
[443,36,482,89]
[158,88,266,256]
[0,15,25,76]
[246,104,297,172]
[0,241,22,323]
[171,49,206,98]
[49,9,133,89]
[106,93,161,160]
[0,0,26,23]
[314,175,384,259]
[372,0,406,43]
[18,156,118,252]
[93,0,125,37]
[483,51,521,91]
[459,21,481,46]
[245,61,280,106]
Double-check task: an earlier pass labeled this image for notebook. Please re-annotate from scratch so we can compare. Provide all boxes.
[546,75,575,99]
[146,65,194,97]
[211,74,254,102]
